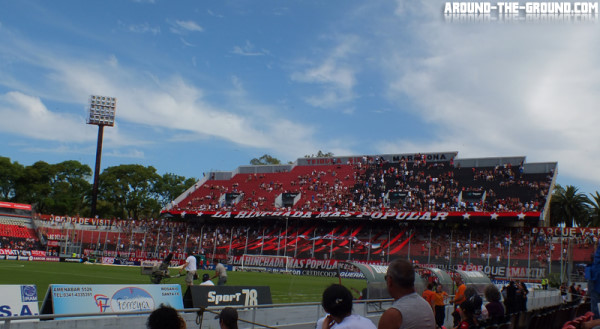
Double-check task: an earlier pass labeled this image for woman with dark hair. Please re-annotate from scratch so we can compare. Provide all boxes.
[463,287,483,323]
[217,307,238,329]
[316,284,376,329]
[455,297,480,329]
[484,284,505,324]
[147,304,186,329]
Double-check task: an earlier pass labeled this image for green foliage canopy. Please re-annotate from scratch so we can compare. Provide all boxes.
[0,157,195,220]
[250,154,281,165]
[549,185,590,227]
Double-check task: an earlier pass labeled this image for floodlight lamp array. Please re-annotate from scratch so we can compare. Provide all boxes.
[87,95,117,126]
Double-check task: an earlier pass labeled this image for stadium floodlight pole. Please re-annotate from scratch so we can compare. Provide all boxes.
[261,227,265,255]
[283,217,288,257]
[427,228,432,264]
[487,229,491,267]
[87,95,117,218]
[199,225,204,254]
[244,229,249,255]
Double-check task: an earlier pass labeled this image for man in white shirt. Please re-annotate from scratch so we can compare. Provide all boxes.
[179,254,197,286]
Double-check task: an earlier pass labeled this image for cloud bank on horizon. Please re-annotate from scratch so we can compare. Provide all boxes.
[0,0,598,194]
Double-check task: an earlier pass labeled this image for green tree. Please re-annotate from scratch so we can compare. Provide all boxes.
[50,160,92,215]
[304,150,334,158]
[250,154,281,165]
[586,191,600,227]
[14,161,55,213]
[155,173,196,208]
[549,185,590,227]
[12,160,92,215]
[98,164,161,220]
[0,156,24,201]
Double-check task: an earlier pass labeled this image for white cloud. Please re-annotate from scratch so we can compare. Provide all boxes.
[126,23,160,35]
[0,35,322,161]
[179,37,196,47]
[305,89,353,109]
[231,41,267,56]
[0,91,149,149]
[0,92,90,143]
[207,10,224,18]
[377,0,600,187]
[23,144,95,156]
[105,149,145,158]
[291,36,360,109]
[107,55,118,67]
[170,20,203,34]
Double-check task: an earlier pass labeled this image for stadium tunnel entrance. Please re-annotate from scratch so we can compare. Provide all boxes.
[453,269,493,295]
[340,261,427,299]
[340,262,491,299]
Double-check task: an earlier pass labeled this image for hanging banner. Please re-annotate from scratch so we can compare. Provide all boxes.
[162,210,541,221]
[0,202,32,211]
[532,227,600,237]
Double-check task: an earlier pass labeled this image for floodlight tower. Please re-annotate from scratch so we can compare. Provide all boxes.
[87,95,117,218]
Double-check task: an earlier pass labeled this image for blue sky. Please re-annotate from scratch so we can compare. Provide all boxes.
[0,0,599,196]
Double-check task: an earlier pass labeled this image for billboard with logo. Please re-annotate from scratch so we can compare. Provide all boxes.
[0,285,39,321]
[40,284,183,317]
[184,286,272,308]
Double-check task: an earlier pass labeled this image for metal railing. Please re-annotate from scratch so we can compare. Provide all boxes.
[0,290,563,329]
[0,299,395,329]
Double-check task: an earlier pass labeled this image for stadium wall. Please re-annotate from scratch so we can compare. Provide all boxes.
[236,164,294,174]
[454,156,526,168]
[295,151,458,166]
[523,162,558,174]
[197,152,557,183]
[203,151,464,180]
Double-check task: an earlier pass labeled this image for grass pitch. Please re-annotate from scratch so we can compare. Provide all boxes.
[0,260,367,305]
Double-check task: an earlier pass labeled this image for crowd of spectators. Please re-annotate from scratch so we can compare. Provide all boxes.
[172,155,553,214]
[1,208,596,269]
[0,235,42,251]
[179,167,355,213]
[25,217,595,267]
[412,227,566,268]
[352,155,552,213]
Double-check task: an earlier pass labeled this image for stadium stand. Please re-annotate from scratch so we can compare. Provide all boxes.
[0,202,43,251]
[26,215,597,277]
[176,164,356,212]
[169,152,554,214]
[1,153,595,329]
[6,151,597,283]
